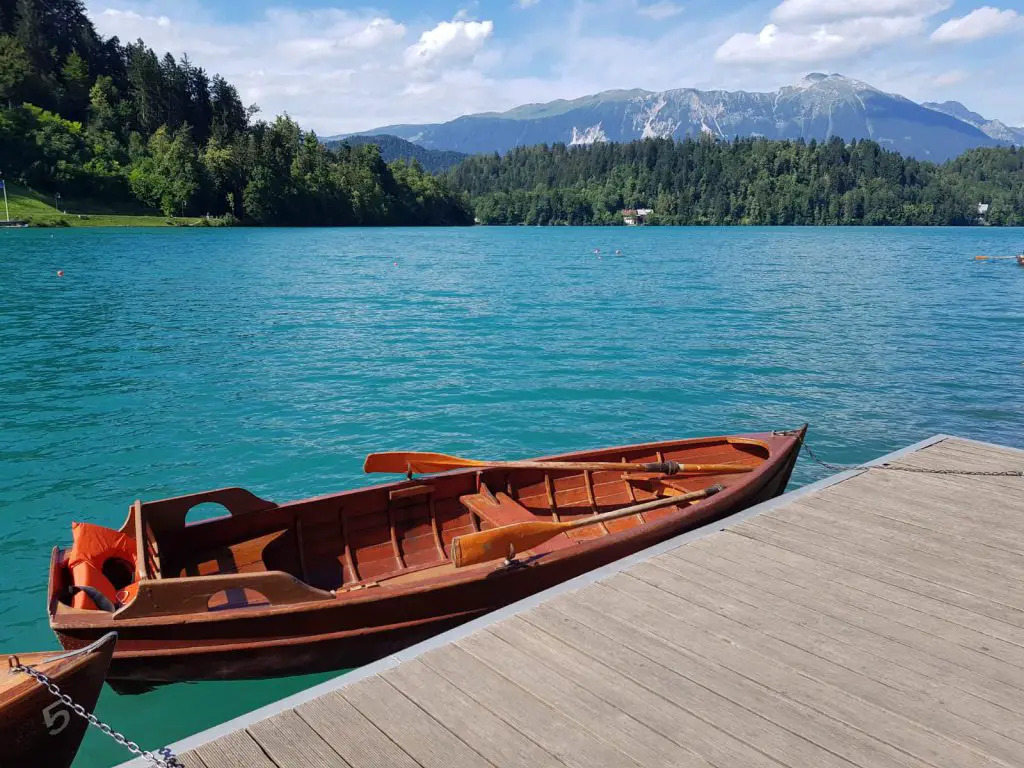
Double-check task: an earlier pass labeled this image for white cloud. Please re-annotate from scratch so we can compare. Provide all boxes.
[519,0,541,7]
[933,69,968,85]
[636,2,685,20]
[716,16,925,63]
[930,6,1020,42]
[404,20,495,68]
[718,0,951,65]
[772,0,950,24]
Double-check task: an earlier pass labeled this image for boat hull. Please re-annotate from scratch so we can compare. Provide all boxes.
[51,430,803,684]
[1,633,116,768]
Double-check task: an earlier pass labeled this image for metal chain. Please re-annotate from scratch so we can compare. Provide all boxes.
[801,441,1024,477]
[9,662,183,768]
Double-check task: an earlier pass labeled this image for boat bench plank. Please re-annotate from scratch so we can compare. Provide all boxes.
[459,488,539,528]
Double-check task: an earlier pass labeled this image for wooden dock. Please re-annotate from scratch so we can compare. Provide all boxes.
[121,435,1024,768]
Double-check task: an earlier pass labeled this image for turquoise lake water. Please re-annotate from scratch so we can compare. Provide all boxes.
[1,226,1022,766]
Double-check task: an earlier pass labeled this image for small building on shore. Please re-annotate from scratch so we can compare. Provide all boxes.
[622,208,653,225]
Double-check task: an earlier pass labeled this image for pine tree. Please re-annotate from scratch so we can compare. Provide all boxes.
[0,34,28,106]
[60,49,89,120]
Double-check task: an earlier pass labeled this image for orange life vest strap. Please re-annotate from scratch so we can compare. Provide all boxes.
[68,522,138,611]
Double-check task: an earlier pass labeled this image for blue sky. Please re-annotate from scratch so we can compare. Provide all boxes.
[86,1,1024,135]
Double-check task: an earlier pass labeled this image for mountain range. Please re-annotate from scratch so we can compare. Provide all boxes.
[344,74,1022,163]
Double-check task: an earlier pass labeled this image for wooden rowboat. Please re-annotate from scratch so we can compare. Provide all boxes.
[2,632,116,768]
[48,428,805,685]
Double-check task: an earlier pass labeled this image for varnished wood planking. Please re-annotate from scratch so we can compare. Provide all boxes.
[167,437,1024,768]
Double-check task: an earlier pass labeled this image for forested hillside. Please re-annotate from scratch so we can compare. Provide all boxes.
[449,137,1024,226]
[0,0,472,225]
[326,135,467,174]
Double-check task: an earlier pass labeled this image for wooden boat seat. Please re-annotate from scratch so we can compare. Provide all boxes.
[459,486,539,528]
[171,529,300,579]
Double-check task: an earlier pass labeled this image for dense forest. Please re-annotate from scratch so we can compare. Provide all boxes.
[327,135,467,174]
[0,0,473,225]
[449,137,1024,226]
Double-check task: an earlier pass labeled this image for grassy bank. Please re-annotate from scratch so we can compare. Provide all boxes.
[2,184,201,227]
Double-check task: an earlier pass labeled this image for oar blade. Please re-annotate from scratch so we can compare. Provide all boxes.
[363,452,484,474]
[452,521,564,568]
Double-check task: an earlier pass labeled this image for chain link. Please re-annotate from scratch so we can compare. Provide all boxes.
[801,441,1024,477]
[9,662,183,768]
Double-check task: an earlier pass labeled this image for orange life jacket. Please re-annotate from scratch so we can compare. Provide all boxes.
[67,522,138,610]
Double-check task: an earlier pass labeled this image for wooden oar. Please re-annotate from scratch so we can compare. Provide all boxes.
[450,484,724,568]
[363,451,752,476]
[975,255,1019,260]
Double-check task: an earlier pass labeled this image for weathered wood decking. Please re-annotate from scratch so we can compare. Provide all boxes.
[124,435,1024,768]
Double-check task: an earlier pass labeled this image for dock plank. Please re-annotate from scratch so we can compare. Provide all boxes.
[157,436,1024,768]
[630,557,1024,746]
[601,570,1024,766]
[521,603,800,768]
[342,675,492,768]
[296,691,422,768]
[539,592,919,768]
[705,529,1024,650]
[486,617,717,767]
[420,643,644,768]
[248,710,352,768]
[457,626,708,768]
[677,537,1024,690]
[192,730,280,768]
[744,511,1024,614]
[738,514,1024,628]
[383,658,564,768]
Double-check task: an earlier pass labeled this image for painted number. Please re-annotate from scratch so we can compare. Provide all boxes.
[43,700,70,736]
